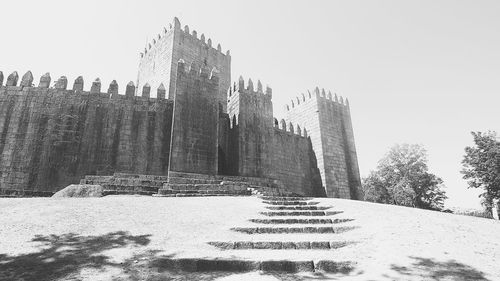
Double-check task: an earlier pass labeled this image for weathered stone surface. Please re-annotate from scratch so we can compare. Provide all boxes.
[231,226,352,234]
[265,206,331,210]
[55,76,68,89]
[168,60,219,175]
[0,85,173,196]
[315,260,355,273]
[223,79,323,196]
[6,71,18,86]
[285,88,362,200]
[136,18,230,110]
[90,78,101,93]
[39,73,51,88]
[108,80,118,96]
[20,71,33,87]
[52,184,103,198]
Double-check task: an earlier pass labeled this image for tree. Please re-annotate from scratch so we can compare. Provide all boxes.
[461,131,500,218]
[363,144,447,210]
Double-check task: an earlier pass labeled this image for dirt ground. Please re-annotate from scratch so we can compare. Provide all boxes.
[0,196,499,280]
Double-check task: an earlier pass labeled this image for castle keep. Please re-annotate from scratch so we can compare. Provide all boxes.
[0,18,362,199]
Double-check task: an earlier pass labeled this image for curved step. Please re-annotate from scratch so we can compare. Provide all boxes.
[208,241,354,250]
[260,211,343,217]
[153,258,355,273]
[262,201,319,206]
[260,196,312,201]
[249,218,354,224]
[265,206,331,210]
[154,193,249,197]
[231,226,357,234]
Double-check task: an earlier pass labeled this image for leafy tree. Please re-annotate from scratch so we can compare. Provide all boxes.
[363,144,447,210]
[461,131,500,218]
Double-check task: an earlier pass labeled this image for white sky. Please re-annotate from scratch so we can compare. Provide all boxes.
[1,0,499,209]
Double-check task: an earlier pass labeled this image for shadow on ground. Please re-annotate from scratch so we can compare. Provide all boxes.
[384,256,491,281]
[0,231,151,281]
[0,231,357,281]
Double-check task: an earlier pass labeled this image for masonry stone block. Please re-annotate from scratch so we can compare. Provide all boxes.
[39,73,51,88]
[20,71,33,87]
[6,71,18,86]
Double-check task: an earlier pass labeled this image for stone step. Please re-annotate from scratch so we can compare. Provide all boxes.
[102,184,159,194]
[163,183,248,191]
[158,172,284,196]
[153,258,354,273]
[160,189,250,194]
[112,173,169,181]
[231,226,356,234]
[260,211,343,217]
[207,241,353,250]
[262,201,319,206]
[153,193,248,197]
[157,189,252,196]
[167,177,222,185]
[260,196,312,201]
[103,190,156,196]
[168,171,278,187]
[265,206,331,211]
[249,218,354,224]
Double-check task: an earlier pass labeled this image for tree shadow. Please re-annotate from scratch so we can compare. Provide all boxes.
[387,256,490,281]
[1,231,359,281]
[0,231,151,281]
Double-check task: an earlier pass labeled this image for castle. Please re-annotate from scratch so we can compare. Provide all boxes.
[0,17,362,199]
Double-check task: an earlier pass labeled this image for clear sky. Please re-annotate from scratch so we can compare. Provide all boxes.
[1,0,499,208]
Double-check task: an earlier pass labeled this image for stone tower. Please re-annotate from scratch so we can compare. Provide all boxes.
[136,17,231,112]
[226,77,274,177]
[168,60,220,175]
[285,88,363,200]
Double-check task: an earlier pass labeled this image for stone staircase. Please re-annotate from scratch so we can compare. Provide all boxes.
[79,171,285,197]
[199,196,359,273]
[156,171,283,197]
[80,173,168,195]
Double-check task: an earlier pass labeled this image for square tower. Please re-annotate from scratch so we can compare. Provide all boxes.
[136,17,231,112]
[226,77,274,177]
[285,88,362,199]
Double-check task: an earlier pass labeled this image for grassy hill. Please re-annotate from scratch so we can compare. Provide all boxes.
[0,196,498,280]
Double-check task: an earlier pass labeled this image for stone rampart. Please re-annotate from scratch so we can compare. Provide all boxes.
[0,71,173,196]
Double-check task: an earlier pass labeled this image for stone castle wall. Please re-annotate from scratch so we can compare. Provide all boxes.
[270,126,324,197]
[137,17,231,112]
[286,88,362,199]
[0,71,173,196]
[225,77,323,196]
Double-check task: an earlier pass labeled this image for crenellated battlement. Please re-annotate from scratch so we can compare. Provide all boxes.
[284,86,349,112]
[140,17,230,59]
[176,60,219,83]
[0,70,172,103]
[136,17,230,109]
[272,118,308,138]
[227,75,272,99]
